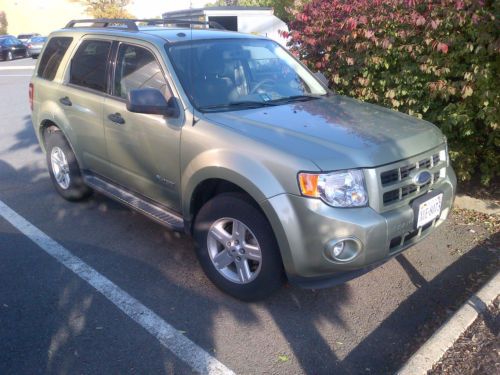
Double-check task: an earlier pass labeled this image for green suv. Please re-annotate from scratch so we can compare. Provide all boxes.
[30,19,457,300]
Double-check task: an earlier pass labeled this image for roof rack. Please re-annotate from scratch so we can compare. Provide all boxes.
[64,18,225,31]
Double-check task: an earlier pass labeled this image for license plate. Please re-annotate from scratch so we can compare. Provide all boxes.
[416,193,443,228]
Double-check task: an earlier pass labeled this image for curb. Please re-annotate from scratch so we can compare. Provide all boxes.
[397,270,500,375]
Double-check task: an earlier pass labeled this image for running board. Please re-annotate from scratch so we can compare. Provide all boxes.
[83,174,184,231]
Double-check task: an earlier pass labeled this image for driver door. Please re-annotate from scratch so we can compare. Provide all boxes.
[102,42,183,211]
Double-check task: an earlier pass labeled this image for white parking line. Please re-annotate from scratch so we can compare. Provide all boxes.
[0,199,235,375]
[0,74,33,77]
[0,66,35,70]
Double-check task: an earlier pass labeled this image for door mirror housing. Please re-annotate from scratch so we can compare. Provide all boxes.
[127,88,179,118]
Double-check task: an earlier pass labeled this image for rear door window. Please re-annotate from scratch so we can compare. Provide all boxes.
[37,37,73,81]
[70,40,111,93]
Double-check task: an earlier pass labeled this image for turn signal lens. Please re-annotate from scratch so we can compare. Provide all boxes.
[298,173,319,197]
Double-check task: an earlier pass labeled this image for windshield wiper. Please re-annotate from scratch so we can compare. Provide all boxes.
[269,95,320,104]
[199,101,277,112]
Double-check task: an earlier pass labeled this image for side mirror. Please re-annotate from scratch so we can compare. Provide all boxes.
[127,88,179,118]
[314,71,329,87]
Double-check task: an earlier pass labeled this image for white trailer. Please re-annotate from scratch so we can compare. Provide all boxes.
[162,6,289,46]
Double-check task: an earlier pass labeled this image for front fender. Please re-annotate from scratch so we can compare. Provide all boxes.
[181,149,286,219]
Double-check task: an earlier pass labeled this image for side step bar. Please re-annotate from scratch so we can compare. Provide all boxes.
[83,173,184,231]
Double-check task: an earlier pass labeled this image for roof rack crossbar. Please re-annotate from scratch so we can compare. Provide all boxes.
[64,18,225,31]
[65,19,140,31]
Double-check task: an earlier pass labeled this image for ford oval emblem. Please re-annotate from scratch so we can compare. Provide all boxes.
[412,170,432,186]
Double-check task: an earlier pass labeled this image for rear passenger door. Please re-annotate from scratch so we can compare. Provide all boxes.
[61,38,111,174]
[102,42,183,211]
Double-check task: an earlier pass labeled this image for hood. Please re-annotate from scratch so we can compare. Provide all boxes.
[204,95,445,171]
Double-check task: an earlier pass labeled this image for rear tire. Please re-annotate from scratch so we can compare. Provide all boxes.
[193,193,285,301]
[44,128,92,201]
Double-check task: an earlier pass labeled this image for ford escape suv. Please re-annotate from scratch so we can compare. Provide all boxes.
[30,19,457,301]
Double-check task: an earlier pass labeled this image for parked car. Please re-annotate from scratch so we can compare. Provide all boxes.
[30,19,457,301]
[0,35,28,60]
[18,33,40,45]
[27,36,47,58]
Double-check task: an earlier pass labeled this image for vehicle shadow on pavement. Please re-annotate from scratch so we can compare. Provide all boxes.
[1,147,498,374]
[338,236,499,374]
[0,154,351,374]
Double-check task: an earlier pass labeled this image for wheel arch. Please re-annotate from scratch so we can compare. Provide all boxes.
[38,118,83,169]
[185,174,269,233]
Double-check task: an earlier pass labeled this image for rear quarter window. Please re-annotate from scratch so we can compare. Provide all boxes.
[37,37,73,81]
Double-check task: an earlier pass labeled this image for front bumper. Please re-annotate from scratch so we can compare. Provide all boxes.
[261,166,456,288]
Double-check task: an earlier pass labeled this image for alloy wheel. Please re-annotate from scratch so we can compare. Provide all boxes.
[207,218,262,284]
[50,146,70,189]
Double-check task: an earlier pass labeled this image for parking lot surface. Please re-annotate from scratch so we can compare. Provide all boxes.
[0,58,498,374]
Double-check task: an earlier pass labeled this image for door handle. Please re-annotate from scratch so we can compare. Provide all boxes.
[59,96,72,106]
[108,112,125,125]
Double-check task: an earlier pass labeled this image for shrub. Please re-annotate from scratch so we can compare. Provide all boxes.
[286,0,499,185]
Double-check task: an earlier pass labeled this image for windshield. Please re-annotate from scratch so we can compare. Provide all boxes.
[167,38,327,111]
[31,37,47,43]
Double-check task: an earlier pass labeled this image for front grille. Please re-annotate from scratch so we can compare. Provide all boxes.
[376,149,445,208]
[381,153,440,188]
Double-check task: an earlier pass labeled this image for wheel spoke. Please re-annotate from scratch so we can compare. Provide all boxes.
[52,152,62,165]
[231,220,245,242]
[212,250,234,269]
[243,243,261,262]
[209,223,232,245]
[62,174,70,188]
[236,259,252,283]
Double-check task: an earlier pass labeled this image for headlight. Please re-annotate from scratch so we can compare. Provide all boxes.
[298,169,368,207]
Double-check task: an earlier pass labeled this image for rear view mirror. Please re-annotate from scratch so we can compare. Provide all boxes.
[314,71,329,87]
[127,88,179,118]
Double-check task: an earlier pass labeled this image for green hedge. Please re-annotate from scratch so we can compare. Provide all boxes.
[287,0,499,184]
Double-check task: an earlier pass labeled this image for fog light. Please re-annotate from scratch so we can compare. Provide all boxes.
[332,241,345,257]
[325,237,362,263]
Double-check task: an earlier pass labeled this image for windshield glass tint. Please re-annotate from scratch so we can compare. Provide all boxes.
[167,38,327,110]
[31,37,47,43]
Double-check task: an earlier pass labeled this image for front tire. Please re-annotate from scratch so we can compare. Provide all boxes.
[6,51,12,61]
[44,128,92,201]
[194,193,285,301]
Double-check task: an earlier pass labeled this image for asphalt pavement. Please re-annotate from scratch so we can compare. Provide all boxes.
[0,57,497,375]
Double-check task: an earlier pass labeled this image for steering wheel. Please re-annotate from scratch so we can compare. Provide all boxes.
[250,79,277,94]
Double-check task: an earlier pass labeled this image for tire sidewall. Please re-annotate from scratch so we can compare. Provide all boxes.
[45,129,91,201]
[194,193,284,301]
